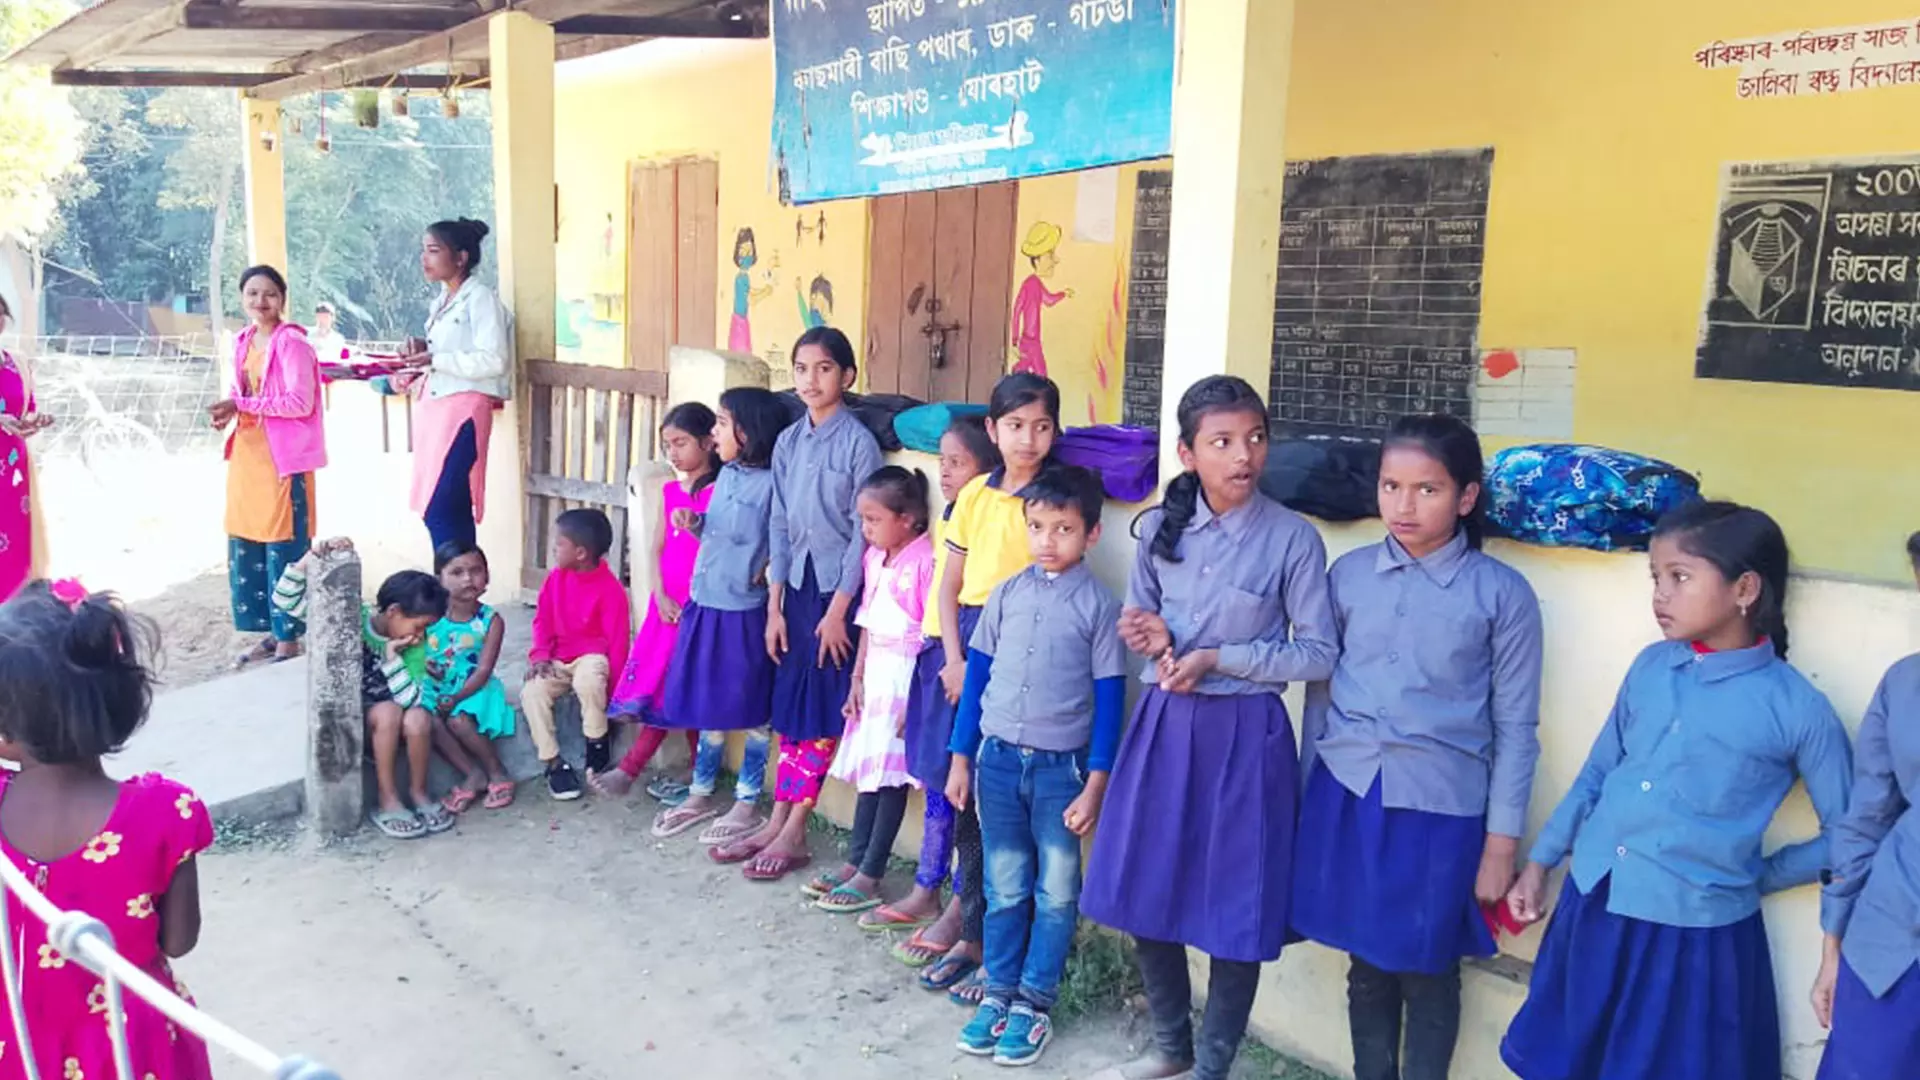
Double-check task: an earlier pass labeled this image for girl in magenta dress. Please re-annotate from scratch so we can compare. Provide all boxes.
[0,581,215,1080]
[0,294,51,601]
[597,404,721,801]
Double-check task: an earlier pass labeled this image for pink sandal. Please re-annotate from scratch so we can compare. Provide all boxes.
[442,787,480,815]
[483,781,516,810]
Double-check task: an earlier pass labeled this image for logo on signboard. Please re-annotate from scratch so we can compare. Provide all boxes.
[1707,174,1831,330]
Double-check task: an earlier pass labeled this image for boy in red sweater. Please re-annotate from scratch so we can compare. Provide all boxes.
[522,508,631,800]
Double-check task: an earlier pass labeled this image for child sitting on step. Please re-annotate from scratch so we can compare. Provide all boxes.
[274,538,452,839]
[522,508,632,801]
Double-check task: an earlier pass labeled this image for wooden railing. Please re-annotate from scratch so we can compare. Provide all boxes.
[522,360,668,590]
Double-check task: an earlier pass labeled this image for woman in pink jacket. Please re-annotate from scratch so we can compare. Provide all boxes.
[210,265,327,665]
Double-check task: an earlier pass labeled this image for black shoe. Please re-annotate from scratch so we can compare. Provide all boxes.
[547,760,583,801]
[584,737,612,775]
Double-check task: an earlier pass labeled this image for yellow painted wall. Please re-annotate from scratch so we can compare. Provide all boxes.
[554,39,868,377]
[1281,0,1920,583]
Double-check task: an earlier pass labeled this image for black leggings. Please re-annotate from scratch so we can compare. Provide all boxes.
[955,800,984,943]
[1348,957,1462,1080]
[1134,936,1263,1080]
[848,785,911,879]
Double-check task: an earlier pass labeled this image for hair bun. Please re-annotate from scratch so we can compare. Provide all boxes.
[460,217,490,240]
[64,594,128,670]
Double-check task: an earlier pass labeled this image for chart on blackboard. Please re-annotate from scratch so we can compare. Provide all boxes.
[1121,169,1171,428]
[1269,149,1494,438]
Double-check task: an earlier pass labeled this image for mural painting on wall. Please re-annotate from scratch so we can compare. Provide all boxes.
[729,227,778,354]
[1697,156,1920,392]
[1694,18,1920,100]
[770,0,1178,204]
[1269,149,1492,439]
[1011,221,1072,376]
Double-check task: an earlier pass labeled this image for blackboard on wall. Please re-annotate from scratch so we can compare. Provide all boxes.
[1269,149,1493,438]
[1698,156,1920,391]
[1122,169,1172,428]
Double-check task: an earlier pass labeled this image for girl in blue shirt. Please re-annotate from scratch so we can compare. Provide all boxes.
[1501,501,1853,1080]
[1083,375,1339,1080]
[1291,414,1544,1080]
[1809,532,1920,1080]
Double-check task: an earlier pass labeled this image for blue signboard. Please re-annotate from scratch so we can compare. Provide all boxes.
[771,0,1176,204]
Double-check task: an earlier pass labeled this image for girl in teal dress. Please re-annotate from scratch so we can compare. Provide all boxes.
[427,540,517,812]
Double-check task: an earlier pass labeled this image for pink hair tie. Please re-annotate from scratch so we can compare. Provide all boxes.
[48,578,88,611]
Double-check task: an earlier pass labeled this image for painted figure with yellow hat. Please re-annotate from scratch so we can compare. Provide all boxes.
[1010,221,1073,378]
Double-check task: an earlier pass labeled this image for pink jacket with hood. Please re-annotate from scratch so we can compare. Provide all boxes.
[227,321,327,476]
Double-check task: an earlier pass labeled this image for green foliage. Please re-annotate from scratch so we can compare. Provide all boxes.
[1054,923,1144,1020]
[46,86,494,337]
[0,0,83,240]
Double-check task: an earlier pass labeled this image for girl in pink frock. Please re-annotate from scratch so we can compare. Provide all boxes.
[594,404,720,803]
[0,581,214,1080]
[0,295,52,602]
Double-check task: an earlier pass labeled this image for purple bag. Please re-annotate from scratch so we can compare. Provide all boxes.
[1055,424,1160,503]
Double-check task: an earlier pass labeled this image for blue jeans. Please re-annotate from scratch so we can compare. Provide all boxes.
[977,736,1087,1011]
[691,728,770,801]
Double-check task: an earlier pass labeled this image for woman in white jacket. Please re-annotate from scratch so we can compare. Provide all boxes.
[396,217,514,553]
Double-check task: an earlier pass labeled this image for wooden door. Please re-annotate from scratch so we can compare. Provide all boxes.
[627,157,718,372]
[865,182,1017,403]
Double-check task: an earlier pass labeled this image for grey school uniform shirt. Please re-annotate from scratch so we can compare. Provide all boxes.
[767,406,883,598]
[1826,653,1920,996]
[1128,492,1338,696]
[688,462,775,612]
[970,563,1128,752]
[1302,532,1545,838]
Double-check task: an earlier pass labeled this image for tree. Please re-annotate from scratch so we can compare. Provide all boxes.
[0,0,82,241]
[147,89,242,339]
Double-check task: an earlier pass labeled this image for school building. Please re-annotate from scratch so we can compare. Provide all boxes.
[550,4,1920,1077]
[11,0,1920,1075]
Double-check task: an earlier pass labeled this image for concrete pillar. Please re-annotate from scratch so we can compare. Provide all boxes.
[239,95,289,274]
[1157,0,1295,466]
[483,9,555,591]
[304,549,366,837]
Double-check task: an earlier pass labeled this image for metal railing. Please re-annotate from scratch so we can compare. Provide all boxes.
[0,853,339,1080]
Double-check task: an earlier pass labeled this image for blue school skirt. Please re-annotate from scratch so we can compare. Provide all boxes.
[771,561,860,742]
[1082,689,1299,963]
[1817,958,1920,1080]
[1290,761,1495,976]
[659,602,773,732]
[901,606,983,790]
[1500,874,1779,1080]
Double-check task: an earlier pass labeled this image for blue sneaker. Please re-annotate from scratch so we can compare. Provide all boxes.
[993,1002,1052,1067]
[957,998,1010,1056]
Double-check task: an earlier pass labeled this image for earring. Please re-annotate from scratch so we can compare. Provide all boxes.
[1739,603,1749,618]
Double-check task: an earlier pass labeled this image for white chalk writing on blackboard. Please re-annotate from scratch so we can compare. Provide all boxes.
[1123,170,1173,429]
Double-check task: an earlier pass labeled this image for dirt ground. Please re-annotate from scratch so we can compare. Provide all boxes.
[190,800,1317,1080]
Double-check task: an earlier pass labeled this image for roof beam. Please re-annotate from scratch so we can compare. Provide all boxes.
[269,32,422,74]
[246,0,621,101]
[181,6,470,34]
[52,69,468,89]
[57,1,187,72]
[549,14,760,37]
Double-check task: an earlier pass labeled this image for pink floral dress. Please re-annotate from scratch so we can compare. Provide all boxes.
[0,351,37,602]
[828,534,935,793]
[0,773,215,1080]
[609,478,715,720]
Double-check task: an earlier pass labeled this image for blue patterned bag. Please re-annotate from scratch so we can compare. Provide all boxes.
[1483,444,1701,552]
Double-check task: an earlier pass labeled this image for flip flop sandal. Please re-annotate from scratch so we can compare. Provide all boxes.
[947,969,987,1007]
[919,952,980,991]
[696,816,765,846]
[742,850,812,883]
[650,805,718,839]
[417,802,457,834]
[369,809,425,840]
[814,884,884,914]
[890,927,952,968]
[859,904,936,933]
[233,637,277,669]
[645,776,692,806]
[441,787,480,815]
[709,837,767,865]
[800,868,853,901]
[483,781,516,810]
